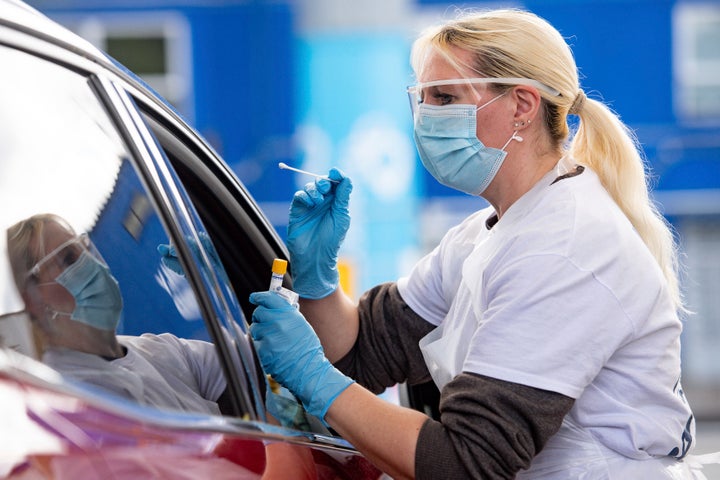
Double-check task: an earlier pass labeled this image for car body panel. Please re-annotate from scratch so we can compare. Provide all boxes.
[0,349,380,479]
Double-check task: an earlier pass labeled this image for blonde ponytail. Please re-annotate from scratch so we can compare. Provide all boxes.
[569,98,682,308]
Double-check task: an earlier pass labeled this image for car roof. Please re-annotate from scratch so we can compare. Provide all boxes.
[0,0,224,161]
[0,0,106,60]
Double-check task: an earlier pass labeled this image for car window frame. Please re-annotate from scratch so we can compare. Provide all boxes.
[0,16,318,430]
[87,73,262,420]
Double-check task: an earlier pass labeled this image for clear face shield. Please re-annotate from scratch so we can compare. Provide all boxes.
[406,77,561,119]
[25,233,106,287]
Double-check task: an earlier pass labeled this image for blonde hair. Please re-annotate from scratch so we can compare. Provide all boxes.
[7,213,75,292]
[411,9,682,308]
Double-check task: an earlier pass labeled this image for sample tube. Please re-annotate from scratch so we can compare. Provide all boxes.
[268,258,299,307]
[269,258,287,292]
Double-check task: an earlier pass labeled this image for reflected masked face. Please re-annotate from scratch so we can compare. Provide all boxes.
[25,221,79,319]
[25,221,122,332]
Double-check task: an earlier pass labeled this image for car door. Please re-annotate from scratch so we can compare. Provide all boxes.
[0,2,345,432]
[0,5,387,478]
[0,29,268,420]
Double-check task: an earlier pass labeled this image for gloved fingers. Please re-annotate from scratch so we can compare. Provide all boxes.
[251,311,303,341]
[303,181,326,205]
[290,190,316,215]
[315,177,333,195]
[157,243,176,257]
[292,186,327,211]
[328,167,347,183]
[199,234,225,272]
[290,194,333,230]
[196,231,218,261]
[160,256,183,274]
[197,231,212,247]
[158,243,186,276]
[248,320,264,342]
[248,308,292,343]
[316,168,347,196]
[248,317,277,344]
[158,235,224,279]
[333,177,352,212]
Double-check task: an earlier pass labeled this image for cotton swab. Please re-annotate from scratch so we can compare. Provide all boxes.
[278,162,339,183]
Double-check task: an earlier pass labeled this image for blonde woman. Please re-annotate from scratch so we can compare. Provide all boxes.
[249,9,700,479]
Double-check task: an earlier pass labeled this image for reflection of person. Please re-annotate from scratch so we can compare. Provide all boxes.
[249,9,700,479]
[7,213,229,415]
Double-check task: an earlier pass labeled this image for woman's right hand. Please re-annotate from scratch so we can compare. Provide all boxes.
[287,168,352,299]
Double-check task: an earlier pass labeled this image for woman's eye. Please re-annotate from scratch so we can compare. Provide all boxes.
[432,93,454,106]
[59,247,80,269]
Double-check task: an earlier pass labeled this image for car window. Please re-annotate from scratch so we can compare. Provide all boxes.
[0,43,236,418]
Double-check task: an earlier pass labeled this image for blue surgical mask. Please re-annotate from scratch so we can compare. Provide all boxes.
[53,250,123,331]
[413,93,521,195]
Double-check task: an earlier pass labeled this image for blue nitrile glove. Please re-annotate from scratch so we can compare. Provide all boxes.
[157,232,226,281]
[249,291,354,421]
[287,168,352,299]
[157,242,184,276]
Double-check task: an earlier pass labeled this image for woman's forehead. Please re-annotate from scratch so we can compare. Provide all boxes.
[418,46,476,82]
[30,221,73,259]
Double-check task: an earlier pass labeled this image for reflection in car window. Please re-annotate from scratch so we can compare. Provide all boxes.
[0,44,231,416]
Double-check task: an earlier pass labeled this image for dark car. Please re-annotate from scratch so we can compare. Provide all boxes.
[0,1,383,477]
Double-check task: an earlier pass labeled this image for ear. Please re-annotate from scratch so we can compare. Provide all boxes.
[511,85,542,125]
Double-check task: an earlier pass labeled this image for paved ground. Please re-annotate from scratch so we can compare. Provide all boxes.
[695,420,720,479]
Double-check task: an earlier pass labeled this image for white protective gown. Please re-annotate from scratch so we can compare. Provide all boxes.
[399,159,709,478]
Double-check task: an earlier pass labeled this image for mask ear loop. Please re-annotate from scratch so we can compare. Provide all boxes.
[45,306,60,321]
[32,305,67,336]
[43,305,71,321]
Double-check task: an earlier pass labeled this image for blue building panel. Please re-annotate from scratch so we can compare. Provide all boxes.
[186,4,298,206]
[527,0,676,125]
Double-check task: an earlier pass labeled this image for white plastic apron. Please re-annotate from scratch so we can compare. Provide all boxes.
[516,416,709,479]
[418,228,497,392]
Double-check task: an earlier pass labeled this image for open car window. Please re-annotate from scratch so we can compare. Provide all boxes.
[0,43,240,418]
